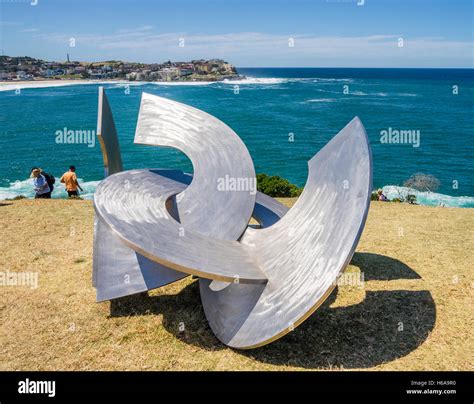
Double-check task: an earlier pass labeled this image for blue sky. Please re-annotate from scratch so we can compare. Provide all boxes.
[1,0,473,67]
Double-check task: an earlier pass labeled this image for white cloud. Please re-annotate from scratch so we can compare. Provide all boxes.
[33,28,474,67]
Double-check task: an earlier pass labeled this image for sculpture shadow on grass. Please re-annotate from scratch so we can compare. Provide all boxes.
[109,252,436,369]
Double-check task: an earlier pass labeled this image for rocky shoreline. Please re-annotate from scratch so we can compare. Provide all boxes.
[0,55,243,83]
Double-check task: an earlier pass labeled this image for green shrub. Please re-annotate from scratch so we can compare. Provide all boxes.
[406,194,417,204]
[256,173,302,197]
[371,191,379,201]
[6,195,27,201]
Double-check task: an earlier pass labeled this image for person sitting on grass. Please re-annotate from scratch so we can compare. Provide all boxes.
[377,189,388,202]
[30,168,51,199]
[60,165,83,198]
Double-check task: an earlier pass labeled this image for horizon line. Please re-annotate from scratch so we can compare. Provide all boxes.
[2,55,473,70]
[237,66,474,69]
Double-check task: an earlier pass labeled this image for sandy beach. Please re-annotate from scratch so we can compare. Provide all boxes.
[0,199,472,371]
[0,80,127,92]
[0,78,247,93]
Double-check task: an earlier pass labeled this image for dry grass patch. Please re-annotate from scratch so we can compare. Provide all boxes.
[0,199,472,370]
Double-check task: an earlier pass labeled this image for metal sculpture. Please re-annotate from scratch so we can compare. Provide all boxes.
[93,87,372,349]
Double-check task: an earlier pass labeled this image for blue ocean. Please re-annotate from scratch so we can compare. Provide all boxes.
[1,68,473,207]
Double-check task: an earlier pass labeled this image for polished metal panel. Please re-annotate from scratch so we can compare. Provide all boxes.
[96,86,123,177]
[95,217,188,302]
[92,90,372,349]
[93,88,187,299]
[94,169,267,284]
[93,86,122,289]
[249,191,288,228]
[199,117,372,348]
[135,93,256,241]
[94,169,286,301]
[92,88,286,298]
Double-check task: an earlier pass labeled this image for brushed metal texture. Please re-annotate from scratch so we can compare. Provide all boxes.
[135,93,256,241]
[92,88,287,299]
[94,170,286,301]
[94,89,186,299]
[96,86,123,177]
[92,90,372,349]
[94,168,267,284]
[199,117,372,348]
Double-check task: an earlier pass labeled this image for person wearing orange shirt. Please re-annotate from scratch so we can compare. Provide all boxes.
[60,165,83,198]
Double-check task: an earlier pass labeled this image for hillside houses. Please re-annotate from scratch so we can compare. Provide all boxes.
[0,56,240,82]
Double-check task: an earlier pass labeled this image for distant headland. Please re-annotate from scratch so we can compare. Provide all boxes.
[0,55,243,82]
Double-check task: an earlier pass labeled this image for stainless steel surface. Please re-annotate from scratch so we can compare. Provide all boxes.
[250,191,289,229]
[135,92,256,241]
[96,87,123,177]
[94,89,187,300]
[94,168,267,284]
[94,169,287,301]
[92,87,287,299]
[200,117,372,348]
[92,90,372,349]
[95,217,188,302]
[93,86,122,289]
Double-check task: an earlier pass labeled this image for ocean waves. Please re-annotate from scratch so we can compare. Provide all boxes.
[0,178,99,200]
[0,76,360,92]
[222,77,288,85]
[1,178,472,208]
[303,98,337,103]
[1,68,472,203]
[382,185,474,208]
[0,80,99,92]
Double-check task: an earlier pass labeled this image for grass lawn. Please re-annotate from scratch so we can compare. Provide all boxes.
[0,199,472,370]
